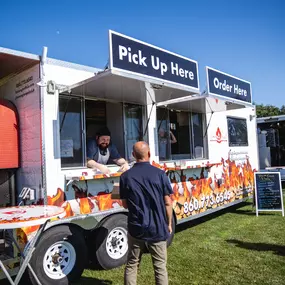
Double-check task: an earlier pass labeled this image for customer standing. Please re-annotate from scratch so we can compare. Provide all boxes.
[119,141,173,285]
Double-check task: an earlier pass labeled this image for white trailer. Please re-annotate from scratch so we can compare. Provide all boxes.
[0,31,258,284]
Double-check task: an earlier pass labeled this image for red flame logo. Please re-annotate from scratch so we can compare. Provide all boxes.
[216,127,222,143]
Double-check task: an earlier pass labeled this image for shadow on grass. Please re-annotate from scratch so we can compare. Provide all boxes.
[0,276,112,285]
[227,239,285,256]
[230,209,279,216]
[175,201,252,234]
[71,276,112,284]
[228,207,257,215]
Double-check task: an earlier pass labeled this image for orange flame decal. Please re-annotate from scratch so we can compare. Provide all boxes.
[48,188,65,206]
[63,202,74,217]
[94,194,122,211]
[169,156,256,220]
[79,198,94,214]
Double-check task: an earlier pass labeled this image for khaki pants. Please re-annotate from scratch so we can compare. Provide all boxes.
[124,234,168,285]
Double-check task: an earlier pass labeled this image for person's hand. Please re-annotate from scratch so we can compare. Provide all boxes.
[119,163,129,172]
[101,166,111,175]
[168,224,172,234]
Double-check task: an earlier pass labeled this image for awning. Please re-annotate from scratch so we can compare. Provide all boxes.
[60,68,200,106]
[0,47,40,82]
[60,67,251,115]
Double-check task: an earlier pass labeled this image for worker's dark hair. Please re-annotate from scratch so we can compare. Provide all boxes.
[96,126,111,137]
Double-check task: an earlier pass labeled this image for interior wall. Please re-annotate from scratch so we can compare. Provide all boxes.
[0,64,42,200]
[106,102,125,159]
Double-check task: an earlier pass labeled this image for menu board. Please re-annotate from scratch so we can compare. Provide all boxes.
[254,172,284,216]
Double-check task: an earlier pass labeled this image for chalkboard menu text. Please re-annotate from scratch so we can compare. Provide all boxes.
[254,172,284,216]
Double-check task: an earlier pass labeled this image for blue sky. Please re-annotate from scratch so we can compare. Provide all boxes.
[1,0,284,106]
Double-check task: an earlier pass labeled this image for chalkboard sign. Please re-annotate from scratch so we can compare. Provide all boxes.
[254,172,284,216]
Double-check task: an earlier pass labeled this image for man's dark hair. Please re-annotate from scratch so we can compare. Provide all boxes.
[96,126,111,137]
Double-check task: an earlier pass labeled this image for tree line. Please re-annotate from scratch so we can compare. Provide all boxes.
[254,103,285,118]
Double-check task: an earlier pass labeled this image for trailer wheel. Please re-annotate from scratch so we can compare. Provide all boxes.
[95,214,128,269]
[28,225,87,285]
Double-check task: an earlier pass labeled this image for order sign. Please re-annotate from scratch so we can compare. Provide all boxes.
[254,172,284,216]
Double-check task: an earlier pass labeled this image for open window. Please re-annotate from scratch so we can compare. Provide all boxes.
[59,68,205,167]
[59,94,145,168]
[156,106,207,161]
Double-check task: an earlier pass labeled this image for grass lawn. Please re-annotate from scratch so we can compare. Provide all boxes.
[74,198,285,285]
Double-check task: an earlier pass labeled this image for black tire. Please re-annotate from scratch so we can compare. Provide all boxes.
[28,225,87,285]
[94,214,128,270]
[167,214,175,247]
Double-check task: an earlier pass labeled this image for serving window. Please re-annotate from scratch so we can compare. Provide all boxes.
[59,95,145,168]
[157,107,206,161]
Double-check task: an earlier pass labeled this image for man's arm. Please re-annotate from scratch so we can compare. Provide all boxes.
[87,160,111,174]
[164,195,173,234]
[110,145,129,171]
[162,172,174,234]
[113,158,127,166]
[119,176,128,209]
[170,131,177,144]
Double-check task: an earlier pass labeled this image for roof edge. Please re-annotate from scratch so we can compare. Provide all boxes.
[0,46,40,61]
[46,57,102,73]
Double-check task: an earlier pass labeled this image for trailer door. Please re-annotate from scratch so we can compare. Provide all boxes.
[0,99,19,169]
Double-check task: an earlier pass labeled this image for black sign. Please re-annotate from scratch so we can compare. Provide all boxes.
[206,67,252,104]
[254,172,283,212]
[109,30,199,90]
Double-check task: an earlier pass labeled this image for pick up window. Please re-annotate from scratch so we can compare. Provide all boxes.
[59,95,145,168]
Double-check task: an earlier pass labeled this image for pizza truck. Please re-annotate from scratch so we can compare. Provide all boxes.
[0,31,258,284]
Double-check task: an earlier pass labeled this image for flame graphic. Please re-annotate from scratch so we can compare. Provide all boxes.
[94,193,122,211]
[168,157,256,220]
[63,202,74,217]
[48,188,65,206]
[79,198,94,214]
[216,127,222,143]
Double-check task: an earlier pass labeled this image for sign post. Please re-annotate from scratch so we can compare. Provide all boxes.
[254,172,284,217]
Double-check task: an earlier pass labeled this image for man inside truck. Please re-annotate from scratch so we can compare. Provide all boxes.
[86,126,129,174]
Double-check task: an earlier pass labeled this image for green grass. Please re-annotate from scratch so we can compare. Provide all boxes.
[74,198,285,285]
[1,198,284,285]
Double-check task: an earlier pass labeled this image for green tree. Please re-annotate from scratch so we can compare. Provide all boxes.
[254,103,285,118]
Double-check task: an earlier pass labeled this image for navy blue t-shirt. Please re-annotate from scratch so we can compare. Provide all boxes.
[119,162,173,242]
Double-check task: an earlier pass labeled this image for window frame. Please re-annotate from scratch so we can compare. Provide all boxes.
[227,116,249,147]
[156,107,207,162]
[123,103,147,162]
[59,94,147,169]
[59,94,86,169]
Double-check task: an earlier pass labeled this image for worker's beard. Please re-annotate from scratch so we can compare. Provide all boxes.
[98,143,109,155]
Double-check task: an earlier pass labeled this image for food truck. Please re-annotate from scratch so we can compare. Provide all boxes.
[0,31,258,284]
[257,115,285,180]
